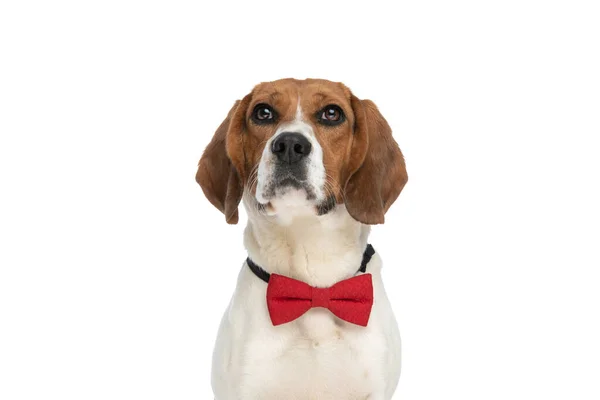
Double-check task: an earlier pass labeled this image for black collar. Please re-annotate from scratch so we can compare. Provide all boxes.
[246,244,376,284]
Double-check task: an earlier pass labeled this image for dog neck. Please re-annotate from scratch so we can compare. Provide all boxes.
[242,191,370,287]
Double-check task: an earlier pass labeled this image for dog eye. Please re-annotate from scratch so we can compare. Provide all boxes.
[317,105,345,126]
[252,104,277,124]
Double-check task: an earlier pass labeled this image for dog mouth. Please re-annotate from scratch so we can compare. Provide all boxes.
[261,167,316,200]
[256,176,337,217]
[261,175,316,202]
[255,159,336,217]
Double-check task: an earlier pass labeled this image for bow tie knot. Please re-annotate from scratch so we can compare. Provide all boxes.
[311,287,330,308]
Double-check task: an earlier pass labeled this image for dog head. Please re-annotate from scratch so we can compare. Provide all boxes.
[196,78,407,225]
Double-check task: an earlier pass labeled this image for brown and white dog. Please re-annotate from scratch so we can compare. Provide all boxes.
[196,78,408,400]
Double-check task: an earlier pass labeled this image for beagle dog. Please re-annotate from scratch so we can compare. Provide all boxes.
[196,78,408,400]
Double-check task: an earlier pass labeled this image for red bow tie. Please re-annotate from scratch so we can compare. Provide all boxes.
[266,273,374,326]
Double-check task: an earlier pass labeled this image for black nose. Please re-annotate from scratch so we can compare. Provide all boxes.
[271,132,312,164]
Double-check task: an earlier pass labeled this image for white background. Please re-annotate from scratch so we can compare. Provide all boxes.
[1,1,599,399]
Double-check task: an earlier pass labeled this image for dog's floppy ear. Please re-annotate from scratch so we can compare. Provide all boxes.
[196,97,250,224]
[344,95,408,225]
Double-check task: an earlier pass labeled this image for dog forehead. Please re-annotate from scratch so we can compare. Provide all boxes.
[252,79,351,110]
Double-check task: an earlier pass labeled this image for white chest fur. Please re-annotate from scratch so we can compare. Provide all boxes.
[212,267,400,400]
[211,202,401,400]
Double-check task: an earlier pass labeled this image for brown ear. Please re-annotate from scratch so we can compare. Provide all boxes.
[196,100,247,224]
[344,96,408,225]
